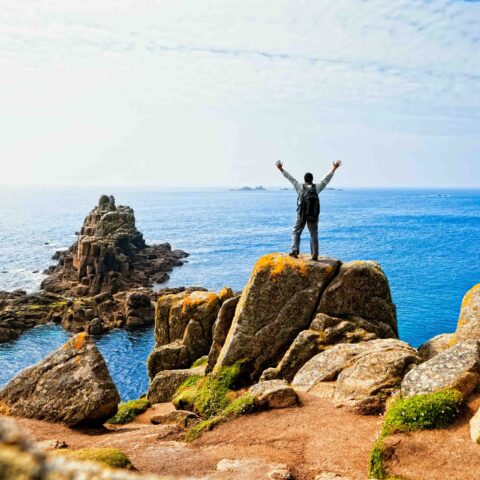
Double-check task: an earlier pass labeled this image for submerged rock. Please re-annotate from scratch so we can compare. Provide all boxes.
[0,333,120,426]
[41,195,188,296]
[214,253,340,381]
[402,339,480,397]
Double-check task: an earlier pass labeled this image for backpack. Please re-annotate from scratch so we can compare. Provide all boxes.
[298,184,320,222]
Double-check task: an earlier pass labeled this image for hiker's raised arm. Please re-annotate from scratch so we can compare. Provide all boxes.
[316,160,342,193]
[276,161,301,193]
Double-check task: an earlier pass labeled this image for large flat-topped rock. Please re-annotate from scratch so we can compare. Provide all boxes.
[214,253,340,381]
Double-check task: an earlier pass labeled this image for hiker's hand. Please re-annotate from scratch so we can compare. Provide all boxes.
[276,160,284,171]
[332,160,342,171]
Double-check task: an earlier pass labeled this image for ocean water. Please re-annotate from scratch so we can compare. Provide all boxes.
[0,187,479,400]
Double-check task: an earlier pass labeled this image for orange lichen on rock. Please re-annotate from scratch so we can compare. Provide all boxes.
[254,253,308,278]
[182,291,219,314]
[73,332,88,351]
[63,332,88,351]
[218,287,234,302]
[461,283,480,310]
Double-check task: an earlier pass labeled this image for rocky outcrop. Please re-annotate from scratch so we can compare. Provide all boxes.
[206,295,240,373]
[148,367,205,404]
[147,289,226,379]
[214,254,340,381]
[211,255,397,385]
[333,339,420,414]
[292,339,421,414]
[451,283,480,344]
[418,333,453,361]
[316,260,398,337]
[0,290,70,343]
[401,340,480,397]
[41,195,188,296]
[248,380,298,409]
[0,333,120,426]
[261,309,397,382]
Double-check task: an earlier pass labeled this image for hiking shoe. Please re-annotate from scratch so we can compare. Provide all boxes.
[311,256,318,261]
[288,250,299,258]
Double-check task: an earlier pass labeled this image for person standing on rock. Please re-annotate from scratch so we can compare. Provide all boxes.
[275,159,342,260]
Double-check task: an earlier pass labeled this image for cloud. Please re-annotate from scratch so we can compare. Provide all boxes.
[0,0,479,186]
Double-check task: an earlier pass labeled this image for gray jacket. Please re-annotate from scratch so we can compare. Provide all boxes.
[281,169,334,198]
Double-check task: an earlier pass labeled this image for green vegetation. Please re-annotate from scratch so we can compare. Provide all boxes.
[172,361,254,441]
[191,356,208,368]
[368,389,463,479]
[173,362,247,418]
[369,439,386,480]
[106,398,150,425]
[186,393,256,441]
[382,389,463,436]
[53,447,134,470]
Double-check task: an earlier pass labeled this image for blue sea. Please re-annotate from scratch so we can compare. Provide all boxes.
[0,188,479,400]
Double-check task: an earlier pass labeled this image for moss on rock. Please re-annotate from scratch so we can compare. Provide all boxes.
[172,362,255,440]
[186,393,256,441]
[191,356,208,368]
[106,398,150,425]
[173,362,246,418]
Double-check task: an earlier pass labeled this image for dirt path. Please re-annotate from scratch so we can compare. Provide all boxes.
[12,393,480,480]
[14,394,380,480]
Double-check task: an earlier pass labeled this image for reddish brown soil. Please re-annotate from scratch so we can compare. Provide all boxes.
[11,393,480,480]
[383,394,480,480]
[14,394,380,480]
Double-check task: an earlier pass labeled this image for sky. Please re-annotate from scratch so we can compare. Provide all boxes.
[0,0,479,188]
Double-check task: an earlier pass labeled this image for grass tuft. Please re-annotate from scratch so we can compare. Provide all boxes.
[382,389,463,436]
[191,356,208,368]
[185,393,256,441]
[106,398,150,425]
[53,447,134,470]
[369,438,386,479]
[172,362,254,441]
[369,389,463,478]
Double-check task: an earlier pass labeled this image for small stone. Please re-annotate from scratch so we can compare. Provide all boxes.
[470,407,480,444]
[248,380,298,409]
[151,410,200,428]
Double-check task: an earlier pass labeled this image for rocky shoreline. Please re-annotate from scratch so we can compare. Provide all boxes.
[0,195,188,343]
[1,234,480,478]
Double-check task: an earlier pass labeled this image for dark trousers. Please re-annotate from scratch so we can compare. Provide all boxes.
[292,214,319,257]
